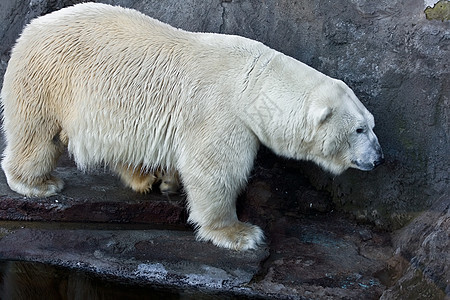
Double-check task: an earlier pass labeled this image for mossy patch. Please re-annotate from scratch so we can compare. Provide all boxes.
[425,0,450,21]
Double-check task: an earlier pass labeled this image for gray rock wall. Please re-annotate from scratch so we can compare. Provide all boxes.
[381,195,449,299]
[0,0,448,228]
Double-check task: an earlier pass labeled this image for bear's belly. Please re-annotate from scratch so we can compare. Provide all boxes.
[65,106,179,171]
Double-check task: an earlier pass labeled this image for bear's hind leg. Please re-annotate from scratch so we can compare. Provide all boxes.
[114,165,180,195]
[114,164,157,194]
[2,129,65,197]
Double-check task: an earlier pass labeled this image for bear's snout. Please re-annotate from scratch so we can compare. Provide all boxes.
[373,154,385,168]
[352,144,384,171]
[372,144,384,169]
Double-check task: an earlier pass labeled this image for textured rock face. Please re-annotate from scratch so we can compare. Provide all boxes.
[380,196,449,299]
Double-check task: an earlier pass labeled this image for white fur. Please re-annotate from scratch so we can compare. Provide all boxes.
[1,3,382,250]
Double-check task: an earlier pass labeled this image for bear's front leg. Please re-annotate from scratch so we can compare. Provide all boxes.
[196,218,264,250]
[155,169,180,195]
[179,135,263,250]
[185,176,264,250]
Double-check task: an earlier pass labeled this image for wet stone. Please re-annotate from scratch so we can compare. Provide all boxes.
[0,227,269,296]
[359,229,374,241]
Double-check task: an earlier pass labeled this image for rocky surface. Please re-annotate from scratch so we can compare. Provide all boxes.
[380,194,450,299]
[0,227,269,298]
[0,214,393,299]
[0,0,448,298]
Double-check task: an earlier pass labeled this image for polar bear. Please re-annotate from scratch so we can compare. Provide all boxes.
[1,3,384,250]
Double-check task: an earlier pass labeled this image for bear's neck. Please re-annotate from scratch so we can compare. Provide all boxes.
[235,47,330,160]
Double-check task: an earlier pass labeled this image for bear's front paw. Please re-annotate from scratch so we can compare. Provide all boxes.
[196,221,264,250]
[158,177,179,195]
[155,170,179,195]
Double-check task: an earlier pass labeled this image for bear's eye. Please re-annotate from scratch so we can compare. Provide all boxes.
[356,128,364,134]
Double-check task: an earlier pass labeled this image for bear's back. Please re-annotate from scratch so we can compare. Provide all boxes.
[2,2,273,171]
[14,3,190,57]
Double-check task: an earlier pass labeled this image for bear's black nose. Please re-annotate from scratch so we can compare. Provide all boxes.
[373,157,385,168]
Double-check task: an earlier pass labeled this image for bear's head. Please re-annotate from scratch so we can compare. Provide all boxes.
[243,53,383,175]
[306,79,384,175]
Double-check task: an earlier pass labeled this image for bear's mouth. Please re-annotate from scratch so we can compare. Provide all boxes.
[352,157,384,171]
[352,160,375,171]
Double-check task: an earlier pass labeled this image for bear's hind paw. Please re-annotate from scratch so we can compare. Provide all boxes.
[196,222,265,251]
[128,174,156,194]
[7,175,64,197]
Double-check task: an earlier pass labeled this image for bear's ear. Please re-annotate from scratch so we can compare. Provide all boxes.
[313,107,332,127]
